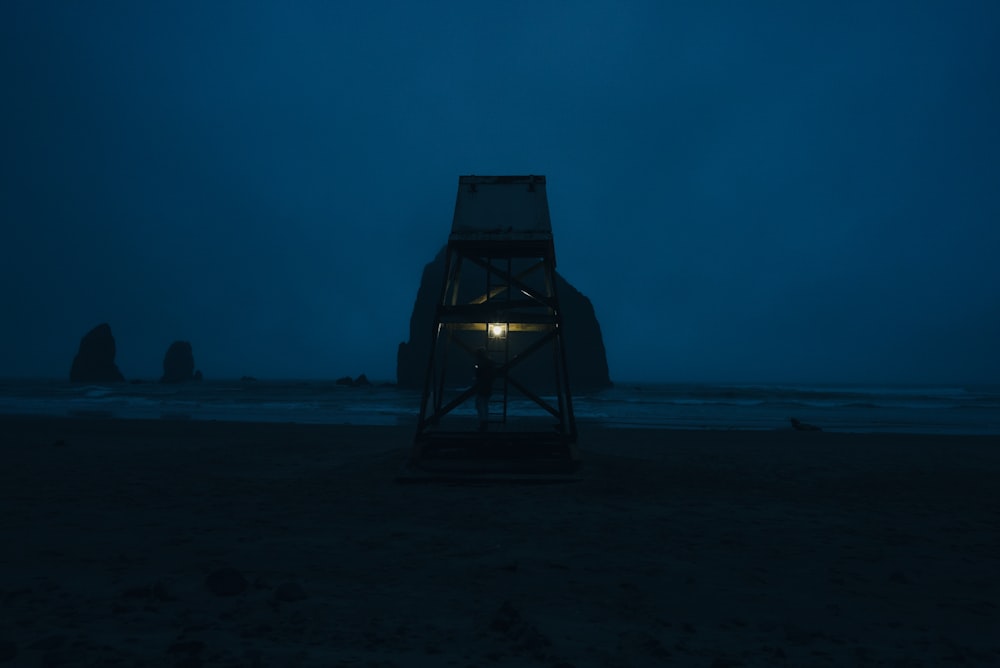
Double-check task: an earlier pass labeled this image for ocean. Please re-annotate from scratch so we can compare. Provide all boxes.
[1,379,998,435]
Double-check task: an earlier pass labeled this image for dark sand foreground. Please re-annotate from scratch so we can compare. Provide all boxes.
[2,416,998,667]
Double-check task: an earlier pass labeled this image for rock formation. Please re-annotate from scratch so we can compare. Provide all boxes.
[161,341,202,383]
[336,374,371,388]
[397,247,612,392]
[69,323,125,382]
[790,418,822,432]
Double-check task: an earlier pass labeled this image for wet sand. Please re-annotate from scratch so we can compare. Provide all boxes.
[2,416,998,666]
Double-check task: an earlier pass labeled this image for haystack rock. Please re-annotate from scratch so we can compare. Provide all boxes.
[69,323,125,382]
[161,341,201,383]
[396,247,612,391]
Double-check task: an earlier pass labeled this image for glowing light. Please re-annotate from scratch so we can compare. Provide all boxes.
[488,322,508,339]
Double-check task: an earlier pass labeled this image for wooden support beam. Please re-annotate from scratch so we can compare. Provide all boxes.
[443,323,554,333]
[463,255,553,307]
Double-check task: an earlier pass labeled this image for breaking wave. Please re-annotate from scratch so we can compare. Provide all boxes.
[0,379,998,435]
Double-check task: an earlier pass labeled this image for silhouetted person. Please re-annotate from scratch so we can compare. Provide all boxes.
[474,348,495,432]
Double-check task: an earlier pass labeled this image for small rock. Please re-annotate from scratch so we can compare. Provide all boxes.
[121,586,148,599]
[27,635,67,651]
[790,417,822,431]
[0,641,17,662]
[273,582,307,602]
[167,639,206,668]
[710,658,741,668]
[178,610,215,633]
[121,581,172,601]
[336,374,372,387]
[205,568,247,597]
[619,630,671,659]
[240,625,272,640]
[763,645,787,659]
[488,601,550,657]
[784,624,818,644]
[167,640,206,655]
[490,601,521,633]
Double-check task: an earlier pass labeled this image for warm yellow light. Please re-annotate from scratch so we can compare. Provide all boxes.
[488,322,508,339]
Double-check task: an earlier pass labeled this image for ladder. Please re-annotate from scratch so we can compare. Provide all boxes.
[484,256,510,425]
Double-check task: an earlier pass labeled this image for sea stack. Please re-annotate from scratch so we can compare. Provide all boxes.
[69,323,126,383]
[396,246,612,391]
[161,341,202,383]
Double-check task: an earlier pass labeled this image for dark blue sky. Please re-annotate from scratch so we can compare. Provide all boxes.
[2,1,998,383]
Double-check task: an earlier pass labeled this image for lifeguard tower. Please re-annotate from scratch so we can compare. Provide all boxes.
[409,175,578,476]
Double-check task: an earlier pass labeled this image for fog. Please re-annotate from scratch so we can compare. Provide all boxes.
[2,1,998,383]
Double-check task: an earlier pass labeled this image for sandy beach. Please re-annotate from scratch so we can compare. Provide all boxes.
[2,416,998,667]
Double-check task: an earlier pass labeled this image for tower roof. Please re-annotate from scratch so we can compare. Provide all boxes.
[450,175,552,242]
